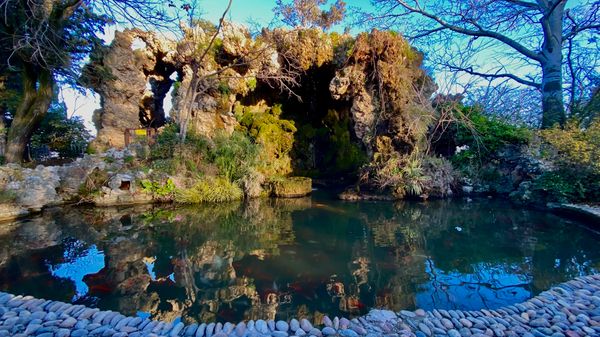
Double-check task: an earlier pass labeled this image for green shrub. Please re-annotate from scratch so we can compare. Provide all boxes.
[209,131,260,182]
[456,108,531,152]
[369,138,430,199]
[533,117,600,202]
[236,104,296,176]
[532,171,584,202]
[175,177,243,203]
[451,107,531,171]
[540,118,600,175]
[140,178,176,197]
[150,123,211,176]
[29,102,91,159]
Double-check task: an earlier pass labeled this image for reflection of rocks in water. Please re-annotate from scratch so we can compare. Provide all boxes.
[0,198,598,324]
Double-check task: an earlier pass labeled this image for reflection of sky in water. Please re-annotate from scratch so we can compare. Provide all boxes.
[48,244,105,301]
[144,258,175,282]
[416,260,532,310]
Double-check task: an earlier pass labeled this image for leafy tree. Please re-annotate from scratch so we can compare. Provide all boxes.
[274,0,346,30]
[0,0,179,163]
[362,0,600,128]
[29,102,91,159]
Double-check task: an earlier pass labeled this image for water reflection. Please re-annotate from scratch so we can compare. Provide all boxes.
[0,195,598,325]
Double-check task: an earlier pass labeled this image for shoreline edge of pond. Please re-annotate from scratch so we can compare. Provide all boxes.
[0,274,599,337]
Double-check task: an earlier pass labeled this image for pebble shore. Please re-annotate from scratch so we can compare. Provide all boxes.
[1,275,599,337]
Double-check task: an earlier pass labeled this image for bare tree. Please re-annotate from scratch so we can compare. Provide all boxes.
[359,0,600,128]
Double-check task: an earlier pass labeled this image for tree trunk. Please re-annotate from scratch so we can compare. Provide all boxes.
[0,106,6,161]
[4,65,54,163]
[540,1,566,129]
[541,60,566,128]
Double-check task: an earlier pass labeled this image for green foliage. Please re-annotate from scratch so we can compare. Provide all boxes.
[456,108,531,152]
[369,137,430,199]
[540,118,600,174]
[218,82,231,95]
[322,110,367,174]
[236,104,296,176]
[29,102,91,159]
[532,171,587,203]
[269,176,312,197]
[532,117,600,202]
[209,131,260,182]
[175,177,243,203]
[140,178,176,197]
[149,123,211,176]
[246,77,257,91]
[451,107,532,170]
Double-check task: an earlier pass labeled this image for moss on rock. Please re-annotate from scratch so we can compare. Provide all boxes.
[270,177,312,198]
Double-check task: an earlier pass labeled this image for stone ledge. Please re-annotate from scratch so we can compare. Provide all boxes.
[0,274,599,337]
[547,203,600,226]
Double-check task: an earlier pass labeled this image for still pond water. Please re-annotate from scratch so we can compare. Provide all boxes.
[0,193,599,324]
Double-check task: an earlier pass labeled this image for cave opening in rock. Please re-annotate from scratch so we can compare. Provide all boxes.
[139,63,178,129]
[240,64,366,182]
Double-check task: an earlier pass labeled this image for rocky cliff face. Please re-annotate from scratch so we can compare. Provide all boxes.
[88,23,433,154]
[84,29,177,150]
[84,24,435,188]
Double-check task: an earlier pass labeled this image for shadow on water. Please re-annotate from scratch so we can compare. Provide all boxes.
[0,193,598,324]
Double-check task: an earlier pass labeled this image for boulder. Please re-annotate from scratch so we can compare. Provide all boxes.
[270,177,312,198]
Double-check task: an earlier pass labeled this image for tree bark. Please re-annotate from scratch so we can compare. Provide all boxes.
[4,65,54,163]
[0,107,6,161]
[539,0,566,128]
[541,59,566,128]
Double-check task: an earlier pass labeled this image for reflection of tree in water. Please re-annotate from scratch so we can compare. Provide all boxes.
[104,199,301,323]
[0,198,598,322]
[360,199,600,310]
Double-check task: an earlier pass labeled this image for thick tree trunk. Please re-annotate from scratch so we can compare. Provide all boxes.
[4,65,54,163]
[539,1,566,128]
[541,60,566,128]
[0,106,6,160]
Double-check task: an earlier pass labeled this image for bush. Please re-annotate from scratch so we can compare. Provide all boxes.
[175,177,243,203]
[369,137,430,199]
[140,178,176,198]
[29,102,91,160]
[235,104,296,176]
[540,118,600,175]
[150,123,212,176]
[209,131,260,182]
[451,107,531,170]
[533,118,600,202]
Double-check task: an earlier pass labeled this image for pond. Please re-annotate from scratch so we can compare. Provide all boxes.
[0,193,598,325]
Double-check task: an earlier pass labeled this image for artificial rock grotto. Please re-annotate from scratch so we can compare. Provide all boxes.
[83,22,436,181]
